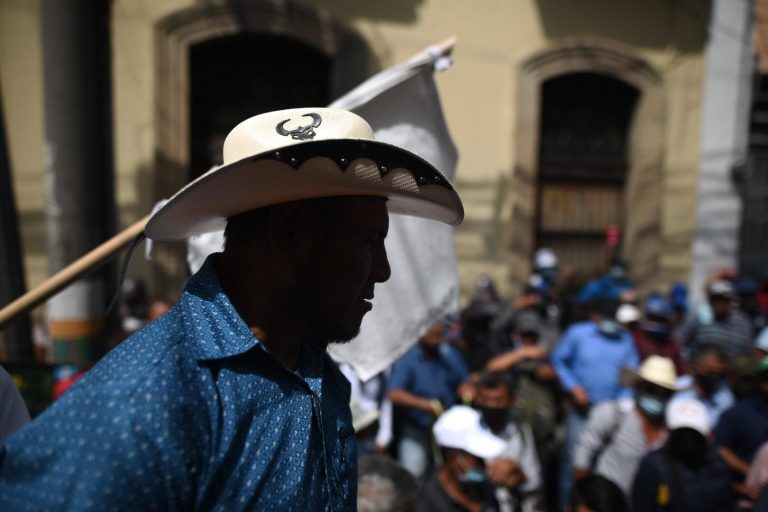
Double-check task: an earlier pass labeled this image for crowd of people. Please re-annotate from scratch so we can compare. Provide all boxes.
[349,250,768,512]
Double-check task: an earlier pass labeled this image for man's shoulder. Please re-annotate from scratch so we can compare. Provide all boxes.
[396,345,421,366]
[588,399,633,429]
[638,447,665,473]
[567,321,596,336]
[439,343,463,361]
[52,309,206,415]
[729,309,752,325]
[719,399,747,420]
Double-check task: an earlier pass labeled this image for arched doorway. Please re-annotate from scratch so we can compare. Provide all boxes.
[536,72,639,278]
[510,40,664,294]
[189,34,332,181]
[153,2,369,293]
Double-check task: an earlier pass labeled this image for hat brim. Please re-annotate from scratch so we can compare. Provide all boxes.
[145,138,464,241]
[619,366,679,391]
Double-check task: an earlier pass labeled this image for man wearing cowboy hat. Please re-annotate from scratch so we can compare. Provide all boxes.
[0,108,463,511]
[572,355,679,499]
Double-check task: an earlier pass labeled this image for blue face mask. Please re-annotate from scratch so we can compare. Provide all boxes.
[459,468,487,484]
[598,320,621,337]
[455,459,493,501]
[454,455,493,499]
[637,393,666,420]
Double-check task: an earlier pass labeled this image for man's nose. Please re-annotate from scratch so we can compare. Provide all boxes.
[373,242,391,284]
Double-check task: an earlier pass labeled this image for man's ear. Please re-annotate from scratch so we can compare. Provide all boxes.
[267,202,312,259]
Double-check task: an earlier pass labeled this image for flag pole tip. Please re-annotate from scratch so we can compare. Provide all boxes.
[434,36,458,56]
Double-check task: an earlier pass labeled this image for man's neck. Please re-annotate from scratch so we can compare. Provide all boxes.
[695,385,715,401]
[637,408,665,445]
[216,254,302,370]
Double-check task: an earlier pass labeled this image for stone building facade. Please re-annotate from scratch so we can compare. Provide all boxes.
[0,0,731,303]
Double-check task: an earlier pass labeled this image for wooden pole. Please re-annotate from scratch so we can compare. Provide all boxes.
[0,214,149,330]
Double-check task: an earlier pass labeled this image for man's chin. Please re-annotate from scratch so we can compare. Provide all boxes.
[327,326,361,346]
[305,326,361,351]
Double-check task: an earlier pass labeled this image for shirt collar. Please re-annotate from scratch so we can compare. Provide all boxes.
[180,254,262,361]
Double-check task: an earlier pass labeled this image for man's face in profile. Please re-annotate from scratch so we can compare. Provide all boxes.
[297,196,391,347]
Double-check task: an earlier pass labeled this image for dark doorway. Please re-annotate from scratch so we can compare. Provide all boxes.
[189,34,331,180]
[535,72,639,278]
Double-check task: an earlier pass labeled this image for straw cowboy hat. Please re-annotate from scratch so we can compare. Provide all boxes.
[145,107,464,241]
[619,355,679,391]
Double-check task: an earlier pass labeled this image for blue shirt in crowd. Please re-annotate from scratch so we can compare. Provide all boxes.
[0,257,355,511]
[388,343,469,428]
[551,321,639,405]
[714,394,768,464]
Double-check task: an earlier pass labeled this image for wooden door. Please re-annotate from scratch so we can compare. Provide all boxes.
[536,72,639,279]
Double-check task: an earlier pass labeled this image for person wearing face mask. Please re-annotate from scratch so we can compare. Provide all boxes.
[551,298,639,509]
[575,260,635,305]
[572,356,678,499]
[472,371,542,512]
[681,279,753,361]
[713,356,768,500]
[389,319,470,481]
[415,405,506,512]
[672,344,734,428]
[631,399,735,511]
[632,295,687,376]
[485,320,558,448]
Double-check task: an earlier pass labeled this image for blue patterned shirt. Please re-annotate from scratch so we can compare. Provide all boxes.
[0,257,356,511]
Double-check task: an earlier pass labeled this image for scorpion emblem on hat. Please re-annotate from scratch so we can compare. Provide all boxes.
[275,113,322,140]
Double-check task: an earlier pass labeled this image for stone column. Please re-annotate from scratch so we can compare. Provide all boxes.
[42,0,116,364]
[689,0,754,302]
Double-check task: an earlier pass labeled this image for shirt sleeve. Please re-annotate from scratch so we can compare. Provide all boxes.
[746,442,768,489]
[572,402,618,470]
[0,366,30,443]
[387,353,413,392]
[375,397,394,448]
[617,338,640,399]
[445,346,469,385]
[516,424,542,493]
[550,326,580,392]
[0,387,202,511]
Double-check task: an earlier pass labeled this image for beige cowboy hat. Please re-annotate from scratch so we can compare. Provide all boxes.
[619,355,679,391]
[145,107,464,241]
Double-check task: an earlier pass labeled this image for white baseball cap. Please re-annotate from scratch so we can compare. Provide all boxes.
[534,248,558,269]
[616,304,641,324]
[666,398,710,436]
[433,405,507,459]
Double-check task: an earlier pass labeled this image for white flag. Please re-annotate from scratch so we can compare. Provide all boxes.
[327,44,460,381]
